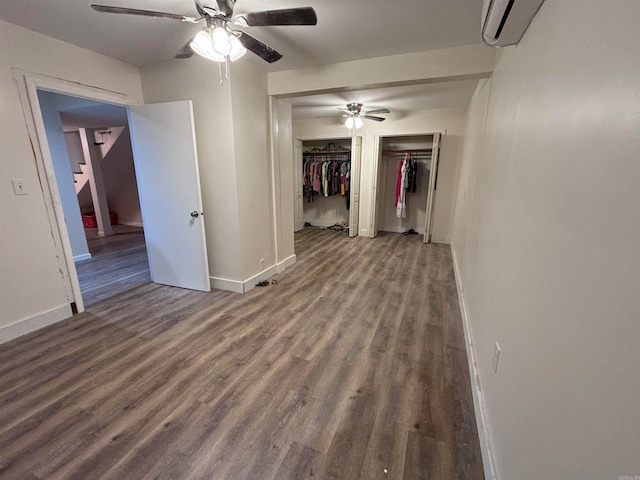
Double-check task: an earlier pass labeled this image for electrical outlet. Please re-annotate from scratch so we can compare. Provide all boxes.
[12,178,28,195]
[260,258,265,270]
[492,343,501,373]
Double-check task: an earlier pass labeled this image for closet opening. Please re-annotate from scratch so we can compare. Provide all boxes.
[294,136,362,238]
[371,133,441,243]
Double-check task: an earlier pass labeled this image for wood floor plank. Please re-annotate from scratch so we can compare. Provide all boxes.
[0,227,484,480]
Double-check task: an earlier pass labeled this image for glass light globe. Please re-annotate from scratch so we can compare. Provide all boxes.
[345,116,355,129]
[211,27,232,55]
[190,29,225,62]
[229,35,247,61]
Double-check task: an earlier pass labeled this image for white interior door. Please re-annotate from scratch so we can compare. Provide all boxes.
[128,101,210,292]
[423,133,441,244]
[294,140,304,232]
[349,136,362,237]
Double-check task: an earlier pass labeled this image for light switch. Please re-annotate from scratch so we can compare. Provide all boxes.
[12,178,28,195]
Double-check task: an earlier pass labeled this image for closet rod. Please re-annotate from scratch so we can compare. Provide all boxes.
[382,148,432,154]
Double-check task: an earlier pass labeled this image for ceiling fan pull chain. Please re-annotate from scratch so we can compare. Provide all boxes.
[225,56,230,80]
[218,60,223,86]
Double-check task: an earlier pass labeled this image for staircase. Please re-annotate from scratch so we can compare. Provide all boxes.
[71,127,125,195]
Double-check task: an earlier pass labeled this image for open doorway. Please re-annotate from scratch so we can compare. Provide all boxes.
[36,89,150,307]
[371,133,441,243]
[17,73,211,316]
[293,135,363,239]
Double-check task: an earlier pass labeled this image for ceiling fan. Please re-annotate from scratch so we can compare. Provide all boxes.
[90,0,317,64]
[338,103,390,129]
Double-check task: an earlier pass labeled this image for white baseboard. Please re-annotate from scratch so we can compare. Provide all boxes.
[432,235,451,244]
[0,304,72,345]
[450,241,499,480]
[211,254,297,294]
[210,276,244,294]
[242,265,278,293]
[119,221,144,227]
[276,254,296,274]
[74,253,92,262]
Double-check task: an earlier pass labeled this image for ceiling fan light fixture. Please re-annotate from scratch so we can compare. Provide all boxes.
[190,29,225,62]
[345,116,355,129]
[228,34,247,61]
[211,26,232,56]
[345,116,363,129]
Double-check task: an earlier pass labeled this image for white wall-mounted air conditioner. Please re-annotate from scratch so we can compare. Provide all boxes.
[482,0,545,47]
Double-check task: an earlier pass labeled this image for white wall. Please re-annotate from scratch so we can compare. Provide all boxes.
[293,108,467,242]
[140,57,272,288]
[230,62,276,280]
[0,19,142,339]
[37,90,90,260]
[451,1,640,478]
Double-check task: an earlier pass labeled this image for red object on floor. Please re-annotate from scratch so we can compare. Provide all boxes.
[82,212,117,228]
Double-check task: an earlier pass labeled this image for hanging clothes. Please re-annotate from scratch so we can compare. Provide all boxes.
[396,154,408,218]
[302,154,351,205]
[405,153,418,193]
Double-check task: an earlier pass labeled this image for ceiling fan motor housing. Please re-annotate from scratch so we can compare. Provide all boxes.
[347,103,363,114]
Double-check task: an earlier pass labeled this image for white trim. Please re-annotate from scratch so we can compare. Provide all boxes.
[119,221,144,228]
[450,241,499,480]
[431,235,451,244]
[210,276,244,294]
[211,254,296,294]
[0,304,72,345]
[242,265,278,293]
[276,253,296,274]
[74,253,92,262]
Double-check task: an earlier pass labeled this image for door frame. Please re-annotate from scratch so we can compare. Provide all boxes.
[14,70,138,313]
[369,131,443,241]
[423,132,441,243]
[348,135,363,237]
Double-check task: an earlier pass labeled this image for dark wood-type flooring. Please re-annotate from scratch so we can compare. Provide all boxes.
[77,225,150,306]
[0,227,484,479]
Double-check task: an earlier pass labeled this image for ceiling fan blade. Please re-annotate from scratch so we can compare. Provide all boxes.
[194,0,208,17]
[91,5,197,22]
[364,108,390,115]
[238,32,282,63]
[363,115,386,122]
[235,7,317,27]
[175,42,195,59]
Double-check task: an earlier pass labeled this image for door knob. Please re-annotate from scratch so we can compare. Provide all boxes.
[190,211,199,218]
